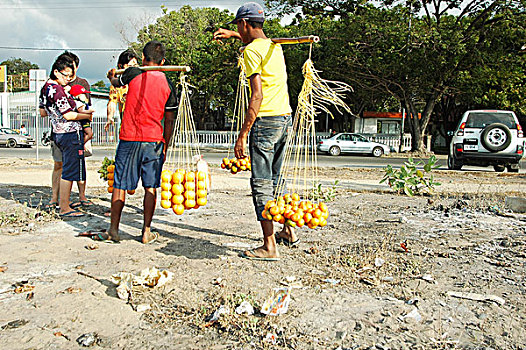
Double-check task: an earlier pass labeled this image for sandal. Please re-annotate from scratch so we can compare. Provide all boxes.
[91,230,120,244]
[59,210,85,218]
[43,201,58,210]
[274,233,300,247]
[70,202,82,209]
[241,249,280,261]
[80,200,94,206]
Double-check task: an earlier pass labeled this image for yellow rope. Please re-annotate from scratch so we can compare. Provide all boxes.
[275,55,353,203]
[166,73,201,172]
[228,55,249,158]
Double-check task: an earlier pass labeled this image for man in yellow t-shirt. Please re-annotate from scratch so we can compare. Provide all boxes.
[105,50,138,135]
[214,2,297,261]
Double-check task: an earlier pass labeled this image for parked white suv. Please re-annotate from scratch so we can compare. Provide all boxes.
[448,110,524,172]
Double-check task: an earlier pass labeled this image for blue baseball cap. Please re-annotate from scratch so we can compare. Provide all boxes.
[228,2,265,24]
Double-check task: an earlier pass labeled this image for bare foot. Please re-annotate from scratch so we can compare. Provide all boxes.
[276,225,298,243]
[107,229,120,242]
[142,228,158,244]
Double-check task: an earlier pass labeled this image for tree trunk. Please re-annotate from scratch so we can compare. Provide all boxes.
[404,91,440,152]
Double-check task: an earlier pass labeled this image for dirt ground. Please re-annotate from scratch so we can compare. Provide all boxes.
[0,158,525,350]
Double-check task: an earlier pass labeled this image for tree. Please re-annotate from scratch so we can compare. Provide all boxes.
[267,0,526,151]
[130,6,245,129]
[92,80,107,89]
[0,57,39,75]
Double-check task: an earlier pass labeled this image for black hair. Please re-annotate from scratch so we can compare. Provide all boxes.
[50,57,75,80]
[117,49,138,69]
[57,50,80,67]
[246,20,263,29]
[143,41,166,64]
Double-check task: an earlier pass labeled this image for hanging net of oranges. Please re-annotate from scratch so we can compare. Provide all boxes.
[263,40,352,230]
[160,73,209,215]
[221,56,251,174]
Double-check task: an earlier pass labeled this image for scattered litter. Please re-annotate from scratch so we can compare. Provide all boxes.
[112,267,174,300]
[356,266,374,275]
[280,277,303,288]
[421,274,436,284]
[359,277,376,286]
[261,287,291,316]
[135,304,151,313]
[374,258,385,267]
[307,247,319,255]
[264,332,277,344]
[398,307,422,323]
[406,298,419,305]
[85,244,99,250]
[446,291,505,306]
[26,292,34,301]
[54,332,70,340]
[76,333,100,347]
[322,278,341,285]
[235,301,254,315]
[400,241,409,253]
[212,278,224,286]
[0,266,7,273]
[382,276,394,283]
[13,284,34,294]
[1,319,29,330]
[59,287,82,294]
[208,305,230,322]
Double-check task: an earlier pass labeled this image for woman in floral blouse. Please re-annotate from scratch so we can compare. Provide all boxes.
[39,56,94,217]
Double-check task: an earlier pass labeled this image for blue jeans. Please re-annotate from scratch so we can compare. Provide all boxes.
[249,115,292,221]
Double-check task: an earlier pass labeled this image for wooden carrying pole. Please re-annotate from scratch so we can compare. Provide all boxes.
[271,36,320,44]
[114,65,191,75]
[239,35,320,53]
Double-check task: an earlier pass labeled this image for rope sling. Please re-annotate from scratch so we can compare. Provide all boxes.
[263,41,352,229]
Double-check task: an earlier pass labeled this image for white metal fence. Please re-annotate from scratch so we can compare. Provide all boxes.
[0,91,423,151]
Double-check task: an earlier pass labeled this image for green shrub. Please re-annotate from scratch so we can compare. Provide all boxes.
[380,156,441,196]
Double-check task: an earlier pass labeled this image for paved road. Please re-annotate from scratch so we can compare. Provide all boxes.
[1,146,524,172]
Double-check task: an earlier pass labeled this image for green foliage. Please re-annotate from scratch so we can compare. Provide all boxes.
[309,180,339,202]
[92,80,107,89]
[98,157,115,181]
[0,57,39,75]
[132,6,243,129]
[380,156,441,196]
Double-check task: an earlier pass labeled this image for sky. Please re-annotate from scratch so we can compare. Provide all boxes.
[0,0,266,84]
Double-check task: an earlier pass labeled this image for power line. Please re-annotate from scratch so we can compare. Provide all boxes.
[0,1,242,10]
[0,46,126,52]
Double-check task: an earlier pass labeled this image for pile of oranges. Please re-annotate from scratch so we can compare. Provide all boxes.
[106,165,135,195]
[262,193,329,229]
[221,157,251,174]
[160,169,208,215]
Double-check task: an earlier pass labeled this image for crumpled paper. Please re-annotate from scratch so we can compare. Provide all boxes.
[111,267,174,300]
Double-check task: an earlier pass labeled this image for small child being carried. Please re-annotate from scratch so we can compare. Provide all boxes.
[68,84,94,156]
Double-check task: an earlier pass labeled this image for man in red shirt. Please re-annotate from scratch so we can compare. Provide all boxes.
[105,41,177,243]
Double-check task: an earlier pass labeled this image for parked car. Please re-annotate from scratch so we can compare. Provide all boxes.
[0,128,36,148]
[317,133,391,157]
[448,110,524,172]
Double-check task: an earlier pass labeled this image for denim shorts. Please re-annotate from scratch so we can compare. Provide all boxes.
[114,141,165,190]
[54,131,86,182]
[249,115,292,221]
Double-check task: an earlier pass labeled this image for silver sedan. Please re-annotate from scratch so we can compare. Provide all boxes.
[0,128,36,148]
[317,133,391,157]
